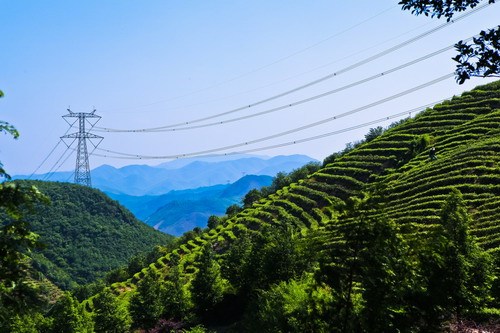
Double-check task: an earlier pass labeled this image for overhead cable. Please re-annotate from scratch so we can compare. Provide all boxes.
[95,73,454,159]
[29,140,62,179]
[94,1,492,133]
[43,142,75,181]
[103,5,397,113]
[92,99,445,160]
[97,42,465,133]
[29,126,73,179]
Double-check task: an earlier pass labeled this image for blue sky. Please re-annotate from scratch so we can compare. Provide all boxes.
[1,1,499,175]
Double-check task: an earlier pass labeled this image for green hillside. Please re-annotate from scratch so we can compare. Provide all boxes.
[12,180,174,290]
[93,80,500,331]
[9,80,499,332]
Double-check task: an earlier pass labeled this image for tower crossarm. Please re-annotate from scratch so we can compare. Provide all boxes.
[60,109,103,187]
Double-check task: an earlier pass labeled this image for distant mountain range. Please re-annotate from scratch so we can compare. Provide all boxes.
[109,174,273,236]
[16,155,317,236]
[16,154,317,196]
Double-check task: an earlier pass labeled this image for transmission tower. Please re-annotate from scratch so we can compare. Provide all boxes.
[61,108,103,187]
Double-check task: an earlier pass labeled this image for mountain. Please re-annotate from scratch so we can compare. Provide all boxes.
[108,174,273,235]
[16,154,316,196]
[12,180,174,290]
[91,80,500,330]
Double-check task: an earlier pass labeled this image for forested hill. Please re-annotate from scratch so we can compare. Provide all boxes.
[87,80,500,332]
[13,180,174,290]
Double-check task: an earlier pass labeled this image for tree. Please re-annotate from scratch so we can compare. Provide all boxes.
[249,273,334,333]
[317,192,413,332]
[364,126,385,142]
[0,90,49,329]
[261,163,321,195]
[437,188,493,316]
[92,288,131,333]
[8,312,52,333]
[48,292,93,333]
[225,204,242,217]
[190,244,227,317]
[220,231,254,296]
[163,252,190,320]
[454,27,500,83]
[129,268,166,329]
[242,188,262,208]
[254,224,304,289]
[207,215,222,229]
[416,188,494,329]
[399,0,499,83]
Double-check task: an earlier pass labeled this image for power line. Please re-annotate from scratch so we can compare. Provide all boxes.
[29,140,63,179]
[101,12,437,117]
[96,42,464,133]
[51,148,75,180]
[103,5,397,113]
[92,99,445,160]
[43,142,75,181]
[28,126,73,179]
[101,12,440,117]
[95,73,453,159]
[94,2,492,133]
[223,109,425,155]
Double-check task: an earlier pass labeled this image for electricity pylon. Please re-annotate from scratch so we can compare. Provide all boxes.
[61,108,103,187]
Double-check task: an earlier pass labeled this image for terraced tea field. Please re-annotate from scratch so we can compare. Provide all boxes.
[88,80,500,311]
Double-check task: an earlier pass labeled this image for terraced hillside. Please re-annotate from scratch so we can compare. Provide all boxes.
[90,80,500,329]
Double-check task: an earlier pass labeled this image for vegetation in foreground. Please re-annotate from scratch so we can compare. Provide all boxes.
[2,0,500,327]
[3,80,500,332]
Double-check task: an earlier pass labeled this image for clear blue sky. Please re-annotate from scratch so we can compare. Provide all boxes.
[1,0,499,175]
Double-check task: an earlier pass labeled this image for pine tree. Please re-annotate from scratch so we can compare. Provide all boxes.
[438,188,493,317]
[92,288,131,333]
[49,292,93,333]
[318,192,413,332]
[129,268,166,329]
[418,188,494,328]
[190,244,227,317]
[163,252,190,320]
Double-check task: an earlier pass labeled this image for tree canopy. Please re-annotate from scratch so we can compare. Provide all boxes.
[399,0,499,83]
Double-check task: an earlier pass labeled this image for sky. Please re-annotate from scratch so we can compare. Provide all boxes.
[1,0,499,176]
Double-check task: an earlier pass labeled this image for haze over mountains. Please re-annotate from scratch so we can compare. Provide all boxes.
[17,154,316,196]
[16,155,317,235]
[4,81,500,332]
[107,80,500,331]
[109,174,274,235]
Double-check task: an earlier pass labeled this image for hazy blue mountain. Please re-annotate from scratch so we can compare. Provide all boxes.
[17,154,316,196]
[108,174,273,236]
[107,184,229,220]
[155,154,267,169]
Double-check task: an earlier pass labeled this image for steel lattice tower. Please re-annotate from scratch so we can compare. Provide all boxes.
[61,108,103,187]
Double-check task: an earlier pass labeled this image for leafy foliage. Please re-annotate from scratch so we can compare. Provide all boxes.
[248,273,334,333]
[129,268,167,329]
[436,189,493,316]
[12,180,173,289]
[92,288,131,333]
[48,292,93,333]
[399,0,495,19]
[399,0,499,83]
[190,244,228,317]
[7,81,500,331]
[455,26,500,83]
[1,96,56,331]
